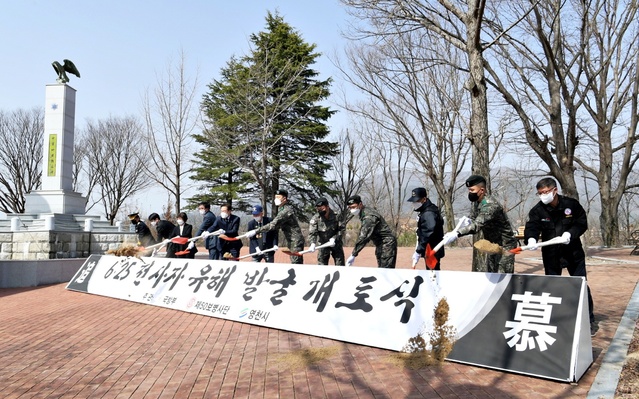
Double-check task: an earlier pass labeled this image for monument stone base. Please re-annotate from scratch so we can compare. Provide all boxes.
[25,190,86,214]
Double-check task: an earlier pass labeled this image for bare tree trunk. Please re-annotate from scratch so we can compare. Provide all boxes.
[466,0,491,185]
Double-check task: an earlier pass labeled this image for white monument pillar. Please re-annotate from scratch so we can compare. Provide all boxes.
[24,84,86,214]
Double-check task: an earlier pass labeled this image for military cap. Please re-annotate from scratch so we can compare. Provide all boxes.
[127,212,139,220]
[275,189,288,197]
[465,175,486,187]
[347,195,362,205]
[315,197,328,207]
[407,187,427,202]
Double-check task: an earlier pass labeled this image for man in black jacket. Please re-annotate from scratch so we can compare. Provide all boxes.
[407,187,445,269]
[523,177,596,335]
[247,205,277,263]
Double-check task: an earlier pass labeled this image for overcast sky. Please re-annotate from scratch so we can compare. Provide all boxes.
[1,0,354,219]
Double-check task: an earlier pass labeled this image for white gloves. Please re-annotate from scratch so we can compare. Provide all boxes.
[163,239,171,244]
[346,255,356,267]
[442,231,458,245]
[309,243,316,252]
[246,229,257,238]
[561,232,571,244]
[412,252,421,267]
[187,242,195,250]
[214,229,225,235]
[459,216,472,227]
[201,231,211,238]
[328,237,336,247]
[255,247,263,255]
[526,238,538,250]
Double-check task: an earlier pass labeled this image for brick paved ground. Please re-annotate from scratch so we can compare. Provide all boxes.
[1,246,637,398]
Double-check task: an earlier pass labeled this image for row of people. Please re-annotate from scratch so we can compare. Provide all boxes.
[129,175,594,332]
[190,189,398,267]
[415,174,594,333]
[128,211,197,258]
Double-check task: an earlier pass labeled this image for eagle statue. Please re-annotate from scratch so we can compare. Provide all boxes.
[52,59,81,84]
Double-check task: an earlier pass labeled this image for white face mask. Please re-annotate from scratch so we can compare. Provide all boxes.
[199,209,206,215]
[253,216,262,222]
[350,208,360,216]
[274,198,282,206]
[540,191,555,205]
[177,219,184,226]
[151,221,157,227]
[412,202,422,210]
[220,212,228,219]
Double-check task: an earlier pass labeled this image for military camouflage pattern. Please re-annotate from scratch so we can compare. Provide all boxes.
[256,202,305,264]
[457,194,517,273]
[352,207,397,268]
[309,208,345,265]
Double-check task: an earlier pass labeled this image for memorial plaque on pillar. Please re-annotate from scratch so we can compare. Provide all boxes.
[25,84,86,214]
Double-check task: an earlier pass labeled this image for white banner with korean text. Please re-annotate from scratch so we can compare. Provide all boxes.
[66,255,592,382]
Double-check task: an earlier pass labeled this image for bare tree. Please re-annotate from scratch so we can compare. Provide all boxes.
[83,116,151,224]
[341,0,492,185]
[336,33,471,230]
[327,128,374,222]
[574,0,639,246]
[357,116,414,234]
[73,134,100,212]
[0,108,43,213]
[485,0,639,245]
[141,51,199,215]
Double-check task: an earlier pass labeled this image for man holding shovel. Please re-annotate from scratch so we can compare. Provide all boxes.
[523,177,596,335]
[440,175,517,273]
[407,187,445,270]
[308,197,346,266]
[246,189,305,264]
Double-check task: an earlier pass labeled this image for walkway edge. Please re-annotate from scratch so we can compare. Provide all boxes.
[587,281,639,398]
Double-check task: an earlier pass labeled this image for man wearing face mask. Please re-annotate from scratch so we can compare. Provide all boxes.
[128,212,155,247]
[195,201,218,260]
[246,189,305,264]
[210,203,243,260]
[346,195,397,268]
[148,212,177,256]
[407,187,445,270]
[523,177,596,335]
[247,205,277,263]
[441,175,517,273]
[308,197,346,266]
[148,213,176,241]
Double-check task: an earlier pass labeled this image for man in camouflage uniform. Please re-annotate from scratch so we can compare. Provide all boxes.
[441,175,516,273]
[247,189,305,264]
[308,197,345,266]
[345,195,397,268]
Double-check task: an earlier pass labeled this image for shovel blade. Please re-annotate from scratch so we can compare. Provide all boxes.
[170,237,189,245]
[425,243,438,270]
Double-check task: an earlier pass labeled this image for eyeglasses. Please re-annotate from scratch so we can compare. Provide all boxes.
[537,188,555,196]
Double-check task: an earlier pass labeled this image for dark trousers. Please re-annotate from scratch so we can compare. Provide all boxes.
[544,255,595,323]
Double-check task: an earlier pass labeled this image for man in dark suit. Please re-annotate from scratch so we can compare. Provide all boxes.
[247,205,278,263]
[128,212,155,247]
[210,203,243,260]
[148,212,177,257]
[195,202,218,260]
